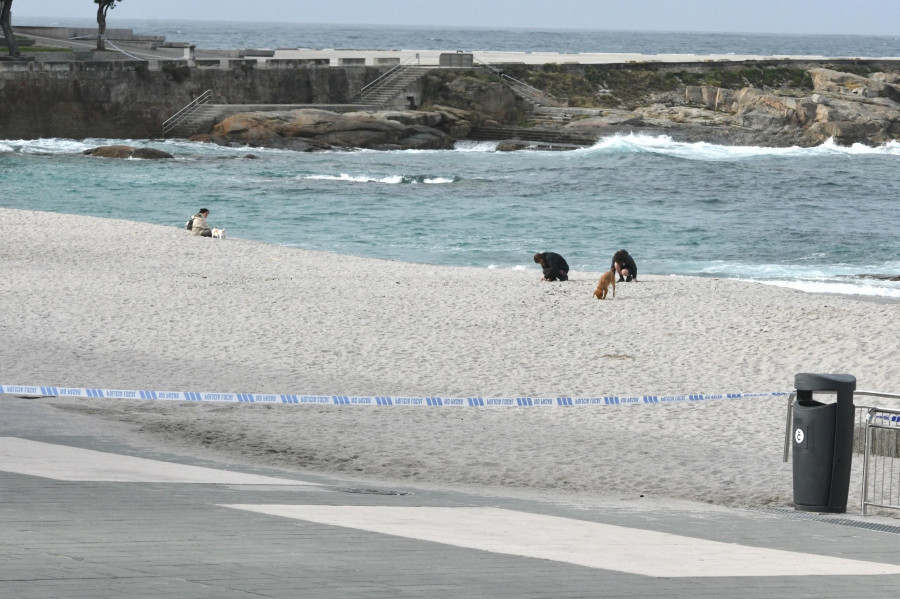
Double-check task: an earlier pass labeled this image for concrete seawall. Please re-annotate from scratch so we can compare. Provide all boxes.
[1,56,899,140]
[0,61,382,139]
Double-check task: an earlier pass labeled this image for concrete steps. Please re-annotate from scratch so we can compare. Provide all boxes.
[355,65,433,107]
[165,104,221,137]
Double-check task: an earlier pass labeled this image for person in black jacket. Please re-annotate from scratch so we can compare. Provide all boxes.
[534,252,569,281]
[611,249,638,282]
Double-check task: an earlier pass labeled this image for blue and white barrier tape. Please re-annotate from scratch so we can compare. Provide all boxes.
[0,384,790,407]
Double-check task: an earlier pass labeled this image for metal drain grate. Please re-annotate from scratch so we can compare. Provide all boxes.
[752,507,900,535]
[337,488,412,496]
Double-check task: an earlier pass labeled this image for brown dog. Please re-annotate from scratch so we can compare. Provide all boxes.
[593,269,616,300]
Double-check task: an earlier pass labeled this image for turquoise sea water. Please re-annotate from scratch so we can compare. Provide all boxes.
[2,135,899,298]
[3,22,900,297]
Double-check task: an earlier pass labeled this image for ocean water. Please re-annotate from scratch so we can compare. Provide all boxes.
[20,17,900,57]
[3,22,900,297]
[2,135,899,298]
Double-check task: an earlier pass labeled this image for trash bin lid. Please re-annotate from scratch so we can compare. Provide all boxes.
[794,373,856,393]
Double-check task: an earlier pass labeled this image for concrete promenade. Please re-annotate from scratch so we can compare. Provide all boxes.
[271,48,877,65]
[3,394,900,598]
[13,27,899,66]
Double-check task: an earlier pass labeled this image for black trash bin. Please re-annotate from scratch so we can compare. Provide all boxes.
[791,373,856,513]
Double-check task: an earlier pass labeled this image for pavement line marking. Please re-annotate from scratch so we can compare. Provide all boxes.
[0,437,316,485]
[221,505,900,578]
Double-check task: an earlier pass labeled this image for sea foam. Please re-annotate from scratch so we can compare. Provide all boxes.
[300,173,455,184]
[578,133,900,161]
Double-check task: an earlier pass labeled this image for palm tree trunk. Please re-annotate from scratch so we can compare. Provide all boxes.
[0,0,20,58]
[96,3,108,51]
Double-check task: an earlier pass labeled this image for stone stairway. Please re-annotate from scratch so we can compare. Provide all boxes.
[532,106,606,125]
[464,125,598,147]
[164,104,222,138]
[354,65,434,107]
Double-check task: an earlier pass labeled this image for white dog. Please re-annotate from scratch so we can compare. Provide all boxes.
[211,228,226,239]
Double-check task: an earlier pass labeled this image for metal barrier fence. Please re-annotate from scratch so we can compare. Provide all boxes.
[860,393,900,514]
[783,390,900,515]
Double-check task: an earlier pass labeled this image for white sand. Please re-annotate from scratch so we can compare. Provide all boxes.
[2,207,899,509]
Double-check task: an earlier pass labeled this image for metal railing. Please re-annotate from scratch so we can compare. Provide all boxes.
[162,89,213,137]
[782,390,900,515]
[474,57,567,108]
[861,396,900,514]
[355,56,418,103]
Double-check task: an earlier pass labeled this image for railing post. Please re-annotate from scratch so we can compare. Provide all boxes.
[862,408,874,514]
[850,393,900,516]
[783,392,796,463]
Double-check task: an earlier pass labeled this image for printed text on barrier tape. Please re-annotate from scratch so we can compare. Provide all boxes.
[0,384,790,407]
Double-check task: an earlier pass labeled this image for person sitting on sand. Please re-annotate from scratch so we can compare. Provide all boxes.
[190,208,213,237]
[611,249,637,282]
[534,251,569,281]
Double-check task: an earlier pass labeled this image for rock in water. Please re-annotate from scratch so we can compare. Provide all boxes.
[83,145,174,159]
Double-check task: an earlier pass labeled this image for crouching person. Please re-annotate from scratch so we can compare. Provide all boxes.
[191,208,212,237]
[534,251,569,282]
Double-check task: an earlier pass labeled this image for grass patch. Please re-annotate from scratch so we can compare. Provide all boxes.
[499,63,819,108]
[675,67,813,90]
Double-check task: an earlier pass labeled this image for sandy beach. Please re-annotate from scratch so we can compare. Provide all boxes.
[2,207,899,510]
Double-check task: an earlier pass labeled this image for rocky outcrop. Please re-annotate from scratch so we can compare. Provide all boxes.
[495,140,531,151]
[857,274,900,281]
[195,108,469,151]
[663,69,900,146]
[83,145,174,159]
[189,64,900,151]
[2,60,898,148]
[421,74,524,123]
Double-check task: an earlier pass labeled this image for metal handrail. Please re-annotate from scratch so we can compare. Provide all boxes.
[856,391,900,400]
[357,55,418,100]
[473,56,566,108]
[162,89,213,136]
[473,57,501,77]
[502,75,550,101]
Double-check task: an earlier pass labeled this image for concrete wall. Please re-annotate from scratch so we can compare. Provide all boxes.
[0,62,382,139]
[13,26,161,42]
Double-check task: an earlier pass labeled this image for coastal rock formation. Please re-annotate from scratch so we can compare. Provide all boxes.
[83,146,174,159]
[559,76,900,147]
[421,73,523,124]
[856,274,900,282]
[197,108,462,151]
[495,140,531,151]
[429,62,898,149]
[569,67,900,147]
[191,63,900,151]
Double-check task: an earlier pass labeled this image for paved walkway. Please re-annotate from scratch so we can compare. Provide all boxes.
[271,48,872,65]
[3,394,900,598]
[16,28,899,66]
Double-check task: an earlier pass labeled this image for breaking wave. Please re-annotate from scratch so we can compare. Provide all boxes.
[300,173,457,184]
[578,134,900,161]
